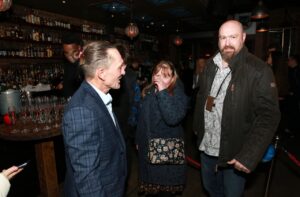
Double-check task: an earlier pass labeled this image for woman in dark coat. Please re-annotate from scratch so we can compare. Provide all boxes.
[135,60,189,196]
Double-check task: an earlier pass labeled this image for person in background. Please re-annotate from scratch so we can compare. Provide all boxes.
[0,166,23,197]
[125,58,143,133]
[62,41,127,197]
[111,44,131,138]
[193,20,280,197]
[179,61,194,97]
[135,60,189,197]
[266,50,289,134]
[192,57,206,90]
[191,57,207,108]
[287,54,300,134]
[57,33,84,98]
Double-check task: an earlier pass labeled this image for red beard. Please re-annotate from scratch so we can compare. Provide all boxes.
[221,46,235,63]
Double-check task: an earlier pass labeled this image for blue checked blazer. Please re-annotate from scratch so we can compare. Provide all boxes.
[62,81,127,197]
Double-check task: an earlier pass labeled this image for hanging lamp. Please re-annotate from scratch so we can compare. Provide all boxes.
[125,23,139,39]
[173,35,183,46]
[251,0,269,20]
[125,0,139,39]
[0,0,12,12]
[256,20,269,33]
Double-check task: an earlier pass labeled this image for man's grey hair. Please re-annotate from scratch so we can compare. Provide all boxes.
[80,41,116,78]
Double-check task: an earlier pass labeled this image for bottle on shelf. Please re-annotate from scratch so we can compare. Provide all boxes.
[0,63,63,89]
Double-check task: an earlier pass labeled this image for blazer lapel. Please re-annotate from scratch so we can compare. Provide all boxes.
[113,112,126,149]
[82,81,126,150]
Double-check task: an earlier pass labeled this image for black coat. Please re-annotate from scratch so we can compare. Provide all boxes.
[135,82,189,185]
[63,60,84,98]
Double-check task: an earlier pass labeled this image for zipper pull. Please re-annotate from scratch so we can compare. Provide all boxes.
[215,164,218,173]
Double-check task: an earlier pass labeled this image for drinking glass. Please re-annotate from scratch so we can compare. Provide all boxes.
[19,106,29,133]
[7,106,16,125]
[8,106,19,133]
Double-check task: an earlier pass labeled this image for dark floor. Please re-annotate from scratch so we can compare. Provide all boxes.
[1,112,300,197]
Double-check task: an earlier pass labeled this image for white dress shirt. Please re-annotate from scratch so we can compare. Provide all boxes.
[88,82,116,126]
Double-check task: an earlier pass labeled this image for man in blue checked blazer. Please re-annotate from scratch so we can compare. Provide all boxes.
[62,41,127,197]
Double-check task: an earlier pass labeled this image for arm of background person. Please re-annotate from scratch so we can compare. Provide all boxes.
[0,166,23,197]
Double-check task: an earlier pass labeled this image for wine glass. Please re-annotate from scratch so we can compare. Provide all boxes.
[7,106,19,133]
[7,106,16,125]
[19,106,29,133]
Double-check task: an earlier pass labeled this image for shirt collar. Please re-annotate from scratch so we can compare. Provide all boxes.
[213,52,224,69]
[88,82,112,106]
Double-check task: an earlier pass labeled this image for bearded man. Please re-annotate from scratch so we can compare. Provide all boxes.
[193,20,280,197]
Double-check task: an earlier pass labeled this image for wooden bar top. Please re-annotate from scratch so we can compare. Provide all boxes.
[0,121,62,197]
[0,122,61,141]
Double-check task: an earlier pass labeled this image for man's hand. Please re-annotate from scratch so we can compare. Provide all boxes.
[2,166,23,180]
[227,159,251,174]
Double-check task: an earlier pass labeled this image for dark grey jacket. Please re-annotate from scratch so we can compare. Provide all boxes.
[193,47,280,171]
[136,82,189,185]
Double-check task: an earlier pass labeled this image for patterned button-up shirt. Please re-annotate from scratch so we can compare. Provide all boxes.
[199,53,232,156]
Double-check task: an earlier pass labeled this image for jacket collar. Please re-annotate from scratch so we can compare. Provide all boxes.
[213,46,248,72]
[227,46,248,72]
[81,81,126,150]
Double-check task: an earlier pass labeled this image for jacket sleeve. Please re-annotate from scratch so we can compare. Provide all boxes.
[0,173,10,197]
[156,84,188,126]
[62,107,106,197]
[235,65,281,171]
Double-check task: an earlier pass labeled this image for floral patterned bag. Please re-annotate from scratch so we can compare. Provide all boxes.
[148,138,185,164]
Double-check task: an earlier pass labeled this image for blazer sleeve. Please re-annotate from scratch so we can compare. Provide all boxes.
[62,107,106,197]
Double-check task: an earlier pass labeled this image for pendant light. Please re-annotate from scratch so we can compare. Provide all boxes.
[125,23,139,39]
[256,20,269,33]
[173,35,183,46]
[0,0,12,12]
[173,26,183,46]
[251,0,269,20]
[124,0,139,39]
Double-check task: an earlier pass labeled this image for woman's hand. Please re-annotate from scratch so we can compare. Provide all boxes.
[153,69,173,92]
[154,80,169,92]
[2,166,23,180]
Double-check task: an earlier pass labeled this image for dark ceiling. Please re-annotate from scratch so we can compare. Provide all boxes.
[12,0,300,35]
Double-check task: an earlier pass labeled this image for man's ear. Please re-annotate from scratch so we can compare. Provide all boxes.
[74,46,83,60]
[242,32,246,42]
[96,67,105,81]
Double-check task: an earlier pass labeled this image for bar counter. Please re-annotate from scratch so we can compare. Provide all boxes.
[0,122,61,197]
